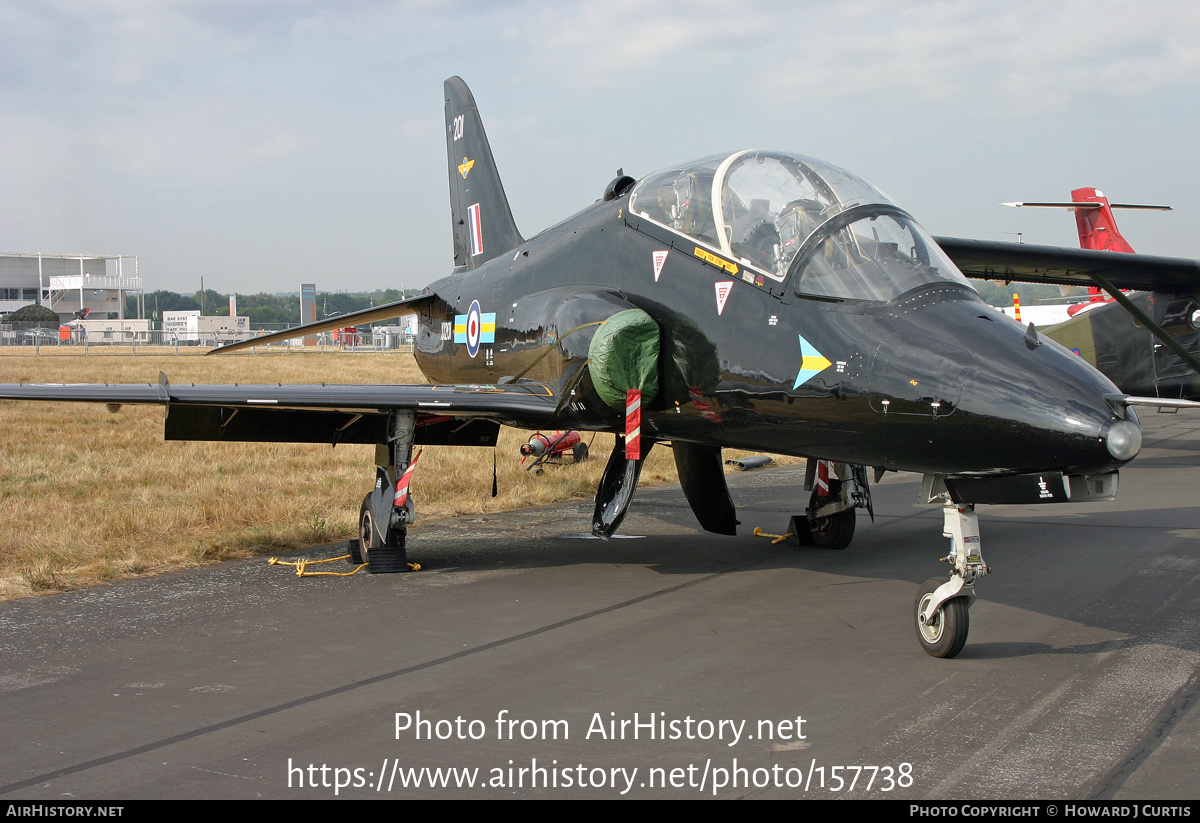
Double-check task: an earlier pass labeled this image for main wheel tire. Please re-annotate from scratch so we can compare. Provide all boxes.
[358,494,408,574]
[359,494,379,550]
[807,482,855,550]
[915,576,969,658]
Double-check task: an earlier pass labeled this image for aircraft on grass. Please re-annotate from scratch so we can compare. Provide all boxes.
[1,77,1193,658]
[936,189,1200,401]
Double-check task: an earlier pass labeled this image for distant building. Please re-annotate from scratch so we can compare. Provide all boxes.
[162,310,250,344]
[300,283,317,324]
[0,252,143,321]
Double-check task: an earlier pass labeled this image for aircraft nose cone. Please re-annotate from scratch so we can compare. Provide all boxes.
[865,300,1138,476]
[948,329,1138,475]
[945,377,1127,475]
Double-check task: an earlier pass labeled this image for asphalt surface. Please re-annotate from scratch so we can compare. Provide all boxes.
[2,410,1198,800]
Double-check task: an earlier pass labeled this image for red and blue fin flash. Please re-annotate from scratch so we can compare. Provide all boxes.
[794,334,832,388]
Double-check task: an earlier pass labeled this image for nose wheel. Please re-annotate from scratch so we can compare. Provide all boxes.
[913,501,987,658]
[915,577,969,658]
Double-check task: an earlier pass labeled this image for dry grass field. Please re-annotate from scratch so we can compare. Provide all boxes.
[0,349,790,599]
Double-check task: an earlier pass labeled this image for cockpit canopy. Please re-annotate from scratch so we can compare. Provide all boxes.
[628,150,973,302]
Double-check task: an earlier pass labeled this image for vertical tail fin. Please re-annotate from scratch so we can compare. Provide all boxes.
[1070,188,1136,253]
[445,76,523,269]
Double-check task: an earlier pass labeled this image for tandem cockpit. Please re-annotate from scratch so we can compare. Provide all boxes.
[628,150,975,303]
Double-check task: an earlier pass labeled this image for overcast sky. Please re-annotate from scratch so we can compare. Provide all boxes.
[2,1,1198,294]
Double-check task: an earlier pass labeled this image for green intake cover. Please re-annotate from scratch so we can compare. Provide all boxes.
[587,308,660,409]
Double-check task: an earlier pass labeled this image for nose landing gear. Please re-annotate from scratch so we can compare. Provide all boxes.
[915,502,988,658]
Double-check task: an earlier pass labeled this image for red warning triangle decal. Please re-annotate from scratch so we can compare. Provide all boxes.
[652,250,668,282]
[714,281,732,315]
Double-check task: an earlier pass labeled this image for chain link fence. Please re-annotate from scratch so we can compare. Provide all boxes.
[0,323,415,355]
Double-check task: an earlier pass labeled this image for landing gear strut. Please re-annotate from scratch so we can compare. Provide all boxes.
[355,410,417,573]
[915,502,988,658]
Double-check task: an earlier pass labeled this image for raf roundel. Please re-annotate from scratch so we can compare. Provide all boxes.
[453,300,496,358]
[466,300,482,357]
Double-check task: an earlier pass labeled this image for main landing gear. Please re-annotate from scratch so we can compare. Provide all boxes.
[914,502,988,658]
[353,410,417,573]
[792,460,872,550]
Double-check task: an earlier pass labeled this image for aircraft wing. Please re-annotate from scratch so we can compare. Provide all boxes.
[0,379,559,445]
[0,291,565,445]
[934,237,1200,294]
[209,294,434,355]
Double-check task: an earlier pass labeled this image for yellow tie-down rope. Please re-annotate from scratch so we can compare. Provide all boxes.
[268,554,421,576]
[752,526,794,545]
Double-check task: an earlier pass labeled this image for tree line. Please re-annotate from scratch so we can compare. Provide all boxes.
[970,281,1077,310]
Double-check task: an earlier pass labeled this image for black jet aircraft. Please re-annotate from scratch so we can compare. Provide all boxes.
[0,77,1173,658]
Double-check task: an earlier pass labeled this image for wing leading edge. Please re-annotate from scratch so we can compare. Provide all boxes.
[934,236,1200,294]
[208,294,435,356]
